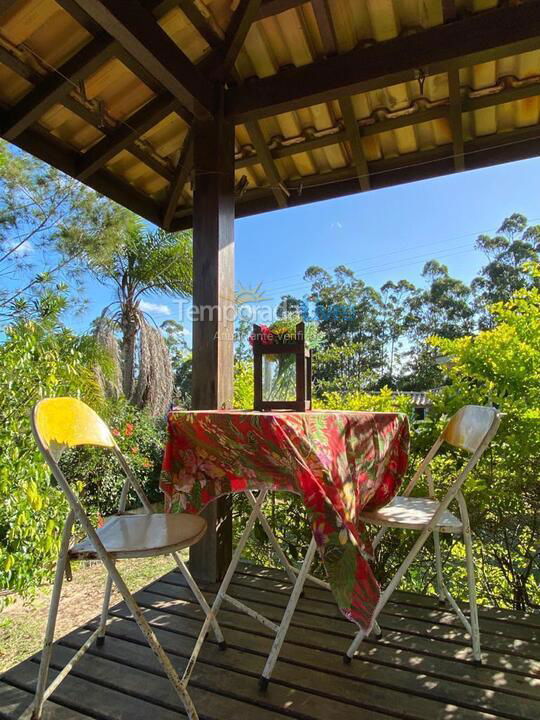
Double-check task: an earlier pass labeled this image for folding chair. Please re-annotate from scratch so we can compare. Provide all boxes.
[344,405,502,665]
[208,488,330,690]
[28,397,225,720]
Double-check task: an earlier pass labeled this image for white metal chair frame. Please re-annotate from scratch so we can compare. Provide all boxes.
[344,405,502,665]
[211,406,501,689]
[27,398,226,720]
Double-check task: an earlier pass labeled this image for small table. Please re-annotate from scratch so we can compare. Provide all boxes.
[161,409,409,684]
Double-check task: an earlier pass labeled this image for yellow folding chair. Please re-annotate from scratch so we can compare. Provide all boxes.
[345,405,502,665]
[28,397,225,720]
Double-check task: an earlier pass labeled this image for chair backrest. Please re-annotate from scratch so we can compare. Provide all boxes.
[32,397,153,514]
[403,405,501,498]
[33,397,115,461]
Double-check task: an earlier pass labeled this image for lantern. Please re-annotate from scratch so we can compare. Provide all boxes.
[252,322,312,411]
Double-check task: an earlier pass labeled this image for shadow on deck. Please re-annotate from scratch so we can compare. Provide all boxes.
[1,564,539,720]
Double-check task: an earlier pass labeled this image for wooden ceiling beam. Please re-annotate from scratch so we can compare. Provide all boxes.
[14,127,163,225]
[245,120,288,208]
[0,0,20,14]
[448,67,464,172]
[218,0,263,79]
[236,105,449,169]
[312,0,337,57]
[175,121,540,230]
[257,0,307,20]
[72,0,216,117]
[1,36,114,142]
[61,96,174,181]
[176,0,224,50]
[77,94,178,180]
[339,97,369,190]
[441,0,457,23]
[163,131,193,230]
[226,2,540,122]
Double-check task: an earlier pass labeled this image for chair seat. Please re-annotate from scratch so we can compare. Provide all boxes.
[359,496,463,533]
[69,513,207,559]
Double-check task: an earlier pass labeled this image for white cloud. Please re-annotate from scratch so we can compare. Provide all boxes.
[139,300,171,316]
[12,240,33,255]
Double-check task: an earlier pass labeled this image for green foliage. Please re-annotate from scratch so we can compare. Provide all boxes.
[0,292,103,600]
[316,386,413,414]
[60,400,166,518]
[233,359,254,409]
[0,141,128,319]
[424,264,540,609]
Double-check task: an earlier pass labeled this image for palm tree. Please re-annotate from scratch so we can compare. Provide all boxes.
[93,217,192,416]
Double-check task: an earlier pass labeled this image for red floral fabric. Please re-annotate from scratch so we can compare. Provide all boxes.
[160,410,409,632]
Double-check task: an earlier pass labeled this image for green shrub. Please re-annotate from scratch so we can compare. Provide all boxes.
[60,400,166,518]
[0,294,103,600]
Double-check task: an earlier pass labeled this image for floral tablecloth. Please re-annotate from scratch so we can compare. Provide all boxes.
[160,410,409,633]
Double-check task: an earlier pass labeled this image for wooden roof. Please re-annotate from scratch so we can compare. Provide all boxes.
[1,0,540,230]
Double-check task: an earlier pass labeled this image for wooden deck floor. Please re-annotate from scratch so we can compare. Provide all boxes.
[1,563,539,720]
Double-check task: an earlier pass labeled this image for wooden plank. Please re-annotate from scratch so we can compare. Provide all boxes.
[13,127,163,226]
[119,591,540,701]
[132,584,540,681]
[442,0,457,23]
[0,46,40,82]
[1,35,115,141]
[220,0,262,78]
[76,94,178,180]
[339,96,369,190]
[153,573,540,662]
[225,2,540,121]
[2,659,184,720]
[312,0,337,56]
[104,597,540,719]
[238,563,540,632]
[189,113,235,581]
[0,680,93,720]
[448,67,464,171]
[72,0,215,118]
[49,639,293,720]
[0,0,19,14]
[257,0,307,20]
[176,0,224,49]
[163,130,193,230]
[245,120,288,207]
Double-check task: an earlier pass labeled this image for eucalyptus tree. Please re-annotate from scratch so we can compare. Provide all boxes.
[93,219,192,416]
[0,140,126,321]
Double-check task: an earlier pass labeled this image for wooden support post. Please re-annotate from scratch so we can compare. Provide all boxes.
[189,109,235,582]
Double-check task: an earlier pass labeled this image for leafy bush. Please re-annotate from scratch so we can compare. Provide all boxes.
[61,400,166,518]
[0,293,103,601]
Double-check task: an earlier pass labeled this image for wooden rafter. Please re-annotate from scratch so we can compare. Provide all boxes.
[245,120,288,208]
[257,0,306,20]
[236,105,449,169]
[176,0,224,50]
[0,0,19,14]
[72,0,216,117]
[220,0,262,78]
[448,67,464,172]
[1,36,114,142]
[16,127,162,225]
[226,2,540,121]
[339,97,369,191]
[163,131,193,229]
[76,94,179,180]
[442,0,457,23]
[174,119,540,231]
[312,0,337,57]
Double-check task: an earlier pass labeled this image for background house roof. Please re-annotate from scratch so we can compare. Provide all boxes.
[1,0,539,229]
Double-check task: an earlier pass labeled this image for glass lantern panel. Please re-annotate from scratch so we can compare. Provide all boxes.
[262,353,296,402]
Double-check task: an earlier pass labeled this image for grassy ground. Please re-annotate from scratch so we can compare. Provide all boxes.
[0,554,177,673]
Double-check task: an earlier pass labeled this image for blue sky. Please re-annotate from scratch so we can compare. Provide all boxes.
[59,155,540,341]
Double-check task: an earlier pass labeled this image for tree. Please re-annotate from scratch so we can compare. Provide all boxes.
[427,263,540,609]
[0,141,126,320]
[400,261,474,390]
[472,213,540,326]
[303,265,384,390]
[92,219,192,416]
[161,319,192,408]
[379,279,418,386]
